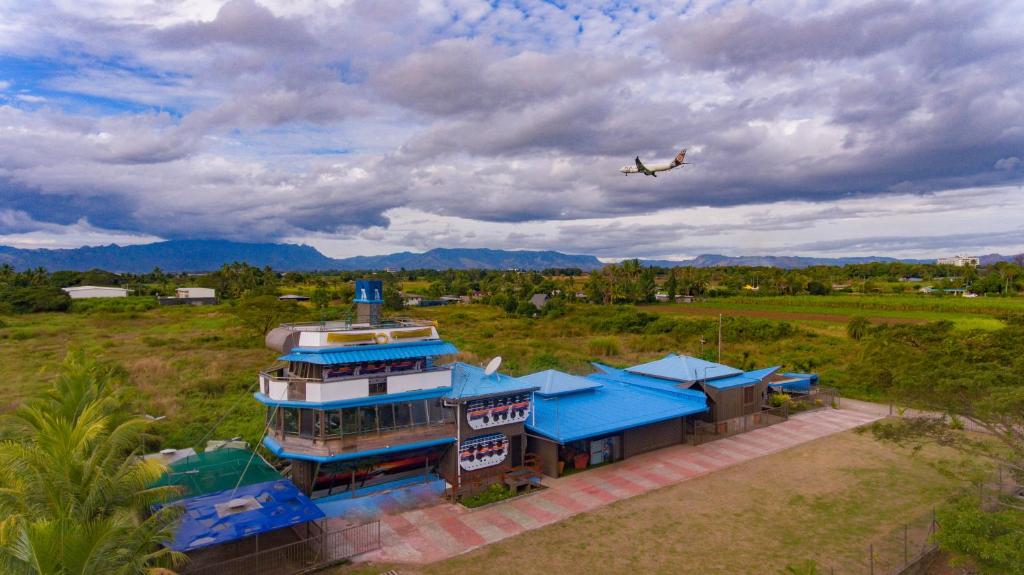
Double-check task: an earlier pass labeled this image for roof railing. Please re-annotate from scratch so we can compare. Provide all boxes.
[277,317,436,332]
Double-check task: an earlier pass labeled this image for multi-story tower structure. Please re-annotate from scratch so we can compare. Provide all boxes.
[257,280,537,498]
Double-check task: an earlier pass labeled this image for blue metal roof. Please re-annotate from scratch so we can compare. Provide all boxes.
[254,386,450,409]
[701,366,781,390]
[263,435,455,463]
[446,362,539,399]
[588,364,707,400]
[527,375,707,443]
[625,354,742,383]
[516,369,602,396]
[768,372,818,392]
[159,479,324,552]
[280,340,459,365]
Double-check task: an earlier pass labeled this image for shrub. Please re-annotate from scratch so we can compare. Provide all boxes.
[588,336,621,356]
[528,351,562,371]
[0,286,71,313]
[770,393,792,408]
[70,296,158,314]
[587,308,658,333]
[461,483,514,508]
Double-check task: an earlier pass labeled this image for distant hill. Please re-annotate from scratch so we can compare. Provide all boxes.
[0,241,603,272]
[0,240,337,273]
[639,254,933,269]
[0,240,1018,272]
[331,248,603,271]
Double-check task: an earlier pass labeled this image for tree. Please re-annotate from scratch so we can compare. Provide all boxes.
[846,316,870,340]
[0,351,184,574]
[857,320,1024,573]
[232,295,300,337]
[665,270,678,302]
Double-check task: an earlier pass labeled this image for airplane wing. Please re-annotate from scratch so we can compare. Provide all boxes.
[635,156,649,174]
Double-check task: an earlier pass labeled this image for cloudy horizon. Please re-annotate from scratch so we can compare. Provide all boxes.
[1,0,1022,260]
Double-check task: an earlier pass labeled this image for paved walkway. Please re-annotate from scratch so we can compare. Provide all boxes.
[355,408,881,565]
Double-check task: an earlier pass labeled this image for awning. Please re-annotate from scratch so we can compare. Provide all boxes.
[280,340,459,365]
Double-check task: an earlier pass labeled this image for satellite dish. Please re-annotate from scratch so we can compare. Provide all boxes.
[484,356,502,376]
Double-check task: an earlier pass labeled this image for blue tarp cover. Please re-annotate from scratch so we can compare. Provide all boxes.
[768,372,818,392]
[280,340,459,365]
[160,479,324,552]
[625,354,743,383]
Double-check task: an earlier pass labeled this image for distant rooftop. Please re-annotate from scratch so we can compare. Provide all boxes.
[625,354,743,383]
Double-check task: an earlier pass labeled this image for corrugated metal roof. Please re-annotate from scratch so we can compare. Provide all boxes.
[446,363,539,399]
[158,479,324,552]
[701,366,781,390]
[517,369,602,396]
[528,376,707,443]
[625,354,742,382]
[588,364,707,399]
[280,340,459,365]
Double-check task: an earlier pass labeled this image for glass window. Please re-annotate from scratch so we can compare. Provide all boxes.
[378,404,396,431]
[282,408,298,434]
[411,400,428,425]
[359,406,378,434]
[369,380,387,395]
[394,402,412,428]
[299,409,315,438]
[427,400,445,423]
[342,409,359,435]
[325,411,342,437]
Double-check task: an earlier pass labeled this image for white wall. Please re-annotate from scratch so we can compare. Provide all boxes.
[63,287,128,299]
[266,378,289,400]
[177,287,215,298]
[387,369,451,394]
[308,378,370,402]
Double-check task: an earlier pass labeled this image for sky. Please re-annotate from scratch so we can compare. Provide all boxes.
[0,0,1022,261]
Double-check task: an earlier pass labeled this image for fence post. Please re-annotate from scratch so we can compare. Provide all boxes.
[869,543,874,575]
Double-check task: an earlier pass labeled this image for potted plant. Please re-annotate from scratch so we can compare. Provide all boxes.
[573,453,589,470]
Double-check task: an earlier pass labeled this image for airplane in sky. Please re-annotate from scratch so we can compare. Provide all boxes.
[619,148,688,177]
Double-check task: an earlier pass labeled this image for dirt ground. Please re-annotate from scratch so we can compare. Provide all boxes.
[335,429,961,575]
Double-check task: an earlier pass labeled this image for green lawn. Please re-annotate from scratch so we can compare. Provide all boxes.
[334,429,964,575]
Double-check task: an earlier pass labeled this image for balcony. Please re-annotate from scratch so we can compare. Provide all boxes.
[260,366,451,403]
[269,422,456,458]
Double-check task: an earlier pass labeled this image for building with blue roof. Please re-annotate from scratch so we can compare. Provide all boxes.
[597,354,788,428]
[520,370,708,476]
[256,281,544,501]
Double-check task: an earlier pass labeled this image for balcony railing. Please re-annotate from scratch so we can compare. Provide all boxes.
[259,366,450,402]
[269,422,456,457]
[276,317,435,333]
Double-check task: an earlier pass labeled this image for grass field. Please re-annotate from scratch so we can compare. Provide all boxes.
[0,293,1017,447]
[334,429,963,575]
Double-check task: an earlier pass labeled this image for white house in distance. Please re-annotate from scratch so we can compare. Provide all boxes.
[937,255,980,267]
[176,287,215,299]
[61,286,129,299]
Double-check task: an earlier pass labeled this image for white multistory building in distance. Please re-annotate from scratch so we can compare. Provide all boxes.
[937,255,980,267]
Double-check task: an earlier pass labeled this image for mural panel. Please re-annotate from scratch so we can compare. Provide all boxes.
[459,432,508,471]
[466,392,531,430]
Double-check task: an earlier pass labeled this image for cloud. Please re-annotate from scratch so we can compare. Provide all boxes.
[0,0,1021,256]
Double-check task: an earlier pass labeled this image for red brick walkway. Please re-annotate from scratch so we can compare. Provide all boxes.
[355,408,880,565]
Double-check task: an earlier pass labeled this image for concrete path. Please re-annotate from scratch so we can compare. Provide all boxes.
[354,408,881,565]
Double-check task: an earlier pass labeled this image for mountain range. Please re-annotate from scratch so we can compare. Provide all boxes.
[0,240,1019,272]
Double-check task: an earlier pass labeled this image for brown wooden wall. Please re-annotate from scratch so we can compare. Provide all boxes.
[623,417,684,458]
[526,435,560,477]
[707,380,768,421]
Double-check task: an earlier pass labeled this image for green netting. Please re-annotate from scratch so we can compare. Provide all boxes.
[152,448,282,501]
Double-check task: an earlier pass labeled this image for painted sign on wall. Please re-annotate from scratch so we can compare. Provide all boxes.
[465,392,531,430]
[459,432,509,471]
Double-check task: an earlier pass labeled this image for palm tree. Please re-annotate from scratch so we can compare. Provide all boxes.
[0,352,185,574]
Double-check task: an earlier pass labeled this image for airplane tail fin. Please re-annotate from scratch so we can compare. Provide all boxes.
[671,148,687,167]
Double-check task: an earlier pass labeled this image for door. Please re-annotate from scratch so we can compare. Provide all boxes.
[510,434,523,467]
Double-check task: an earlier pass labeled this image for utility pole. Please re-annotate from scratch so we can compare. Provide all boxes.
[717,313,722,362]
